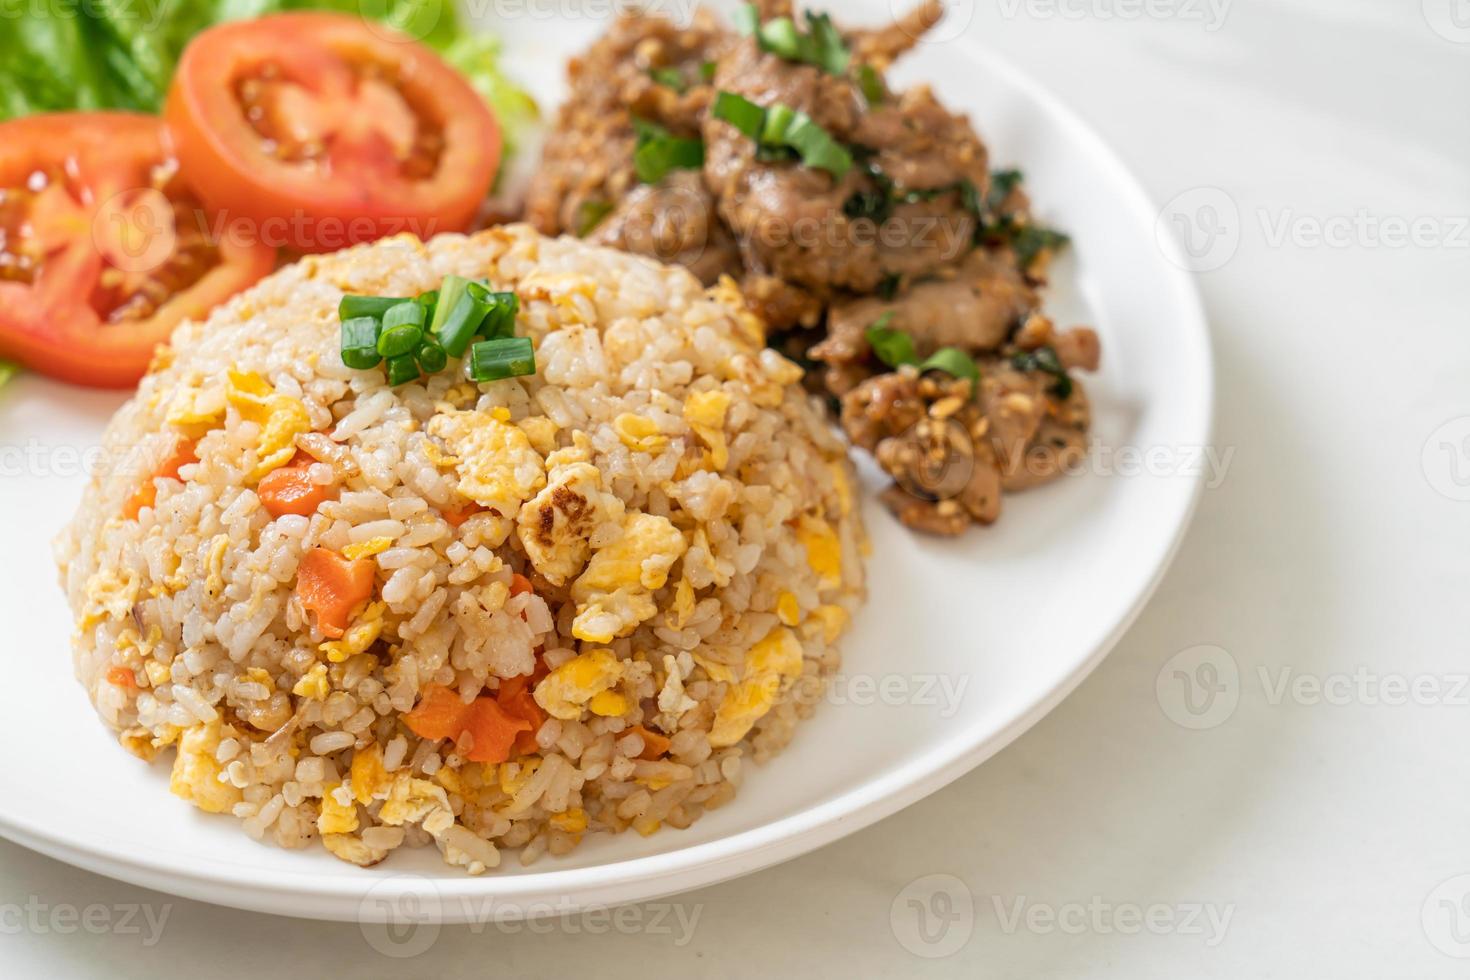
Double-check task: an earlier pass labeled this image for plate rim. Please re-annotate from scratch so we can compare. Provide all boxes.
[0,30,1213,923]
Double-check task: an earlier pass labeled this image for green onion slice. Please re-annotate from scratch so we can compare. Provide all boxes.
[733,2,760,35]
[713,91,852,179]
[857,64,885,104]
[649,66,685,91]
[339,295,409,320]
[416,340,449,375]
[340,317,383,370]
[632,117,705,184]
[864,313,915,368]
[712,91,767,141]
[468,336,537,383]
[385,354,422,387]
[918,347,981,388]
[430,275,471,337]
[435,286,490,359]
[382,300,426,330]
[575,199,615,238]
[378,322,424,359]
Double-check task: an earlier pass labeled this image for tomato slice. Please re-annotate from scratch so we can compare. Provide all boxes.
[0,113,275,388]
[165,13,501,254]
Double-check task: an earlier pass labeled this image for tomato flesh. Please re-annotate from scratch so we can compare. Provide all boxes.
[0,113,274,388]
[166,13,500,253]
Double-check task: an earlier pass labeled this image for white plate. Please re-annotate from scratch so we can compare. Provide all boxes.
[0,4,1211,922]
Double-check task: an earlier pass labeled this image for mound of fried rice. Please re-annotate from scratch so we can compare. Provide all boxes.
[58,225,865,872]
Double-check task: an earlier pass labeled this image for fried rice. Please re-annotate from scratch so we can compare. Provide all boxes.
[57,225,866,873]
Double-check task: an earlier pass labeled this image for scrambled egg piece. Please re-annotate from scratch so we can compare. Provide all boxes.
[709,276,765,349]
[776,591,801,627]
[588,689,630,717]
[342,537,393,560]
[81,566,140,629]
[810,604,850,644]
[292,663,330,700]
[683,390,732,470]
[350,743,388,805]
[322,833,389,868]
[227,371,310,481]
[429,410,547,518]
[709,627,805,748]
[570,512,687,642]
[317,783,360,835]
[378,772,453,833]
[319,602,386,663]
[169,718,244,814]
[534,648,624,721]
[165,383,226,432]
[795,514,843,590]
[668,576,696,629]
[516,460,619,586]
[613,413,667,453]
[549,808,588,834]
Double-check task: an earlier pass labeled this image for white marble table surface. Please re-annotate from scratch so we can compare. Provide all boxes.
[4,1,1468,975]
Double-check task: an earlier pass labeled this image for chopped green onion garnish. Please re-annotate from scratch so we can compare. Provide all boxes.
[865,314,982,393]
[417,340,448,375]
[429,275,470,337]
[699,60,718,81]
[783,113,852,179]
[632,117,705,184]
[435,285,489,358]
[378,322,424,359]
[382,300,426,331]
[865,313,915,368]
[858,64,884,104]
[385,354,421,387]
[468,336,536,383]
[738,5,850,75]
[649,66,686,91]
[805,12,850,75]
[478,289,520,340]
[713,91,852,179]
[339,295,409,320]
[575,199,615,237]
[733,2,759,36]
[758,17,803,59]
[712,91,766,141]
[340,317,382,370]
[761,103,798,144]
[918,347,981,388]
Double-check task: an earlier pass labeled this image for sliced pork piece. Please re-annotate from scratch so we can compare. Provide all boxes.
[701,32,985,296]
[812,247,1039,394]
[587,171,742,285]
[525,10,732,239]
